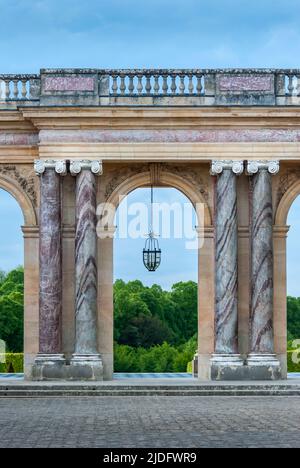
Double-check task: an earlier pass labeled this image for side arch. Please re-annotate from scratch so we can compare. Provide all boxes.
[0,174,37,226]
[275,179,300,226]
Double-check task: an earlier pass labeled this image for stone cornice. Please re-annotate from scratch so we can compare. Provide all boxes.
[20,106,300,130]
[38,142,300,162]
[211,160,244,175]
[0,145,38,163]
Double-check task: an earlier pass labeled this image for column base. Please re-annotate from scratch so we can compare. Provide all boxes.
[246,354,282,380]
[69,354,103,381]
[32,354,67,381]
[210,354,245,381]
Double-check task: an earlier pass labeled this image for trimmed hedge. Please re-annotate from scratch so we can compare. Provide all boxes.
[0,353,23,373]
[287,350,300,373]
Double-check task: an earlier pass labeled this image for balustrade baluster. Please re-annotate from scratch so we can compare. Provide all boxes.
[112,76,118,94]
[120,75,126,95]
[196,75,203,95]
[5,80,10,99]
[154,75,160,94]
[162,75,168,94]
[13,80,18,99]
[179,75,185,94]
[288,75,294,96]
[137,75,143,94]
[297,76,300,96]
[21,80,27,99]
[145,76,151,94]
[171,75,177,94]
[128,75,134,94]
[188,75,194,94]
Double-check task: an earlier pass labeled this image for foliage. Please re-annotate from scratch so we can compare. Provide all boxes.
[0,353,24,373]
[1,267,300,373]
[287,349,300,373]
[0,267,24,352]
[287,296,300,341]
[114,279,197,348]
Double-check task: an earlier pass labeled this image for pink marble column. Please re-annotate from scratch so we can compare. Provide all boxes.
[247,160,281,378]
[210,160,244,379]
[35,160,66,355]
[32,160,67,380]
[70,160,103,380]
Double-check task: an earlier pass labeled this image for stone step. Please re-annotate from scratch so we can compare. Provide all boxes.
[1,386,300,397]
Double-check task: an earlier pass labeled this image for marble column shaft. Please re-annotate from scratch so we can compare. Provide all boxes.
[214,169,239,354]
[250,169,274,354]
[74,169,98,354]
[39,169,62,354]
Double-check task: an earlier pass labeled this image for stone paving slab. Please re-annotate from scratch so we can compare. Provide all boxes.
[0,396,299,448]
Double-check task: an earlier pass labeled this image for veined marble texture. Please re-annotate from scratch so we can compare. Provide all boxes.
[215,170,238,354]
[39,169,62,354]
[250,170,274,353]
[75,170,98,354]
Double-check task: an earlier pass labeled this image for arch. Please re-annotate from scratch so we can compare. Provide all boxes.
[104,170,212,228]
[275,179,300,226]
[0,174,37,226]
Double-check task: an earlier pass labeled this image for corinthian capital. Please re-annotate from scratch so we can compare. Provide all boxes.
[34,159,67,176]
[211,160,244,176]
[70,160,103,176]
[247,160,280,175]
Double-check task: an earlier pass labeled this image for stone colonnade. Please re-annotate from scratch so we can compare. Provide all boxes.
[32,158,282,381]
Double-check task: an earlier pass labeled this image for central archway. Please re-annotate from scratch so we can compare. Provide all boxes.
[97,168,215,380]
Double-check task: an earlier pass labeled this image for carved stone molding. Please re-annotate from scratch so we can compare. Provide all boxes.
[162,163,210,202]
[70,160,103,176]
[34,159,67,176]
[104,164,149,200]
[0,164,37,207]
[247,160,280,175]
[211,160,244,176]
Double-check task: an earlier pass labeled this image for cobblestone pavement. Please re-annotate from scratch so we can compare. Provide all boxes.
[0,396,299,448]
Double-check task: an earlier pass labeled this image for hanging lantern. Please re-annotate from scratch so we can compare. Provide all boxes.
[143,186,161,272]
[143,233,161,272]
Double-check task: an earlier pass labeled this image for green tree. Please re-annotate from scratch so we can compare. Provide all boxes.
[287,296,300,341]
[0,267,24,352]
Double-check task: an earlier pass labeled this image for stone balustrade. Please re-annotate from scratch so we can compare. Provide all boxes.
[0,74,40,103]
[1,69,300,107]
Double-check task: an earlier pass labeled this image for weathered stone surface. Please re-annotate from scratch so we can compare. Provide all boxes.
[39,128,300,143]
[218,75,273,92]
[44,77,95,92]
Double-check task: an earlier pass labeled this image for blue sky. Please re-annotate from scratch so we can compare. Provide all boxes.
[1,0,300,292]
[1,0,300,71]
